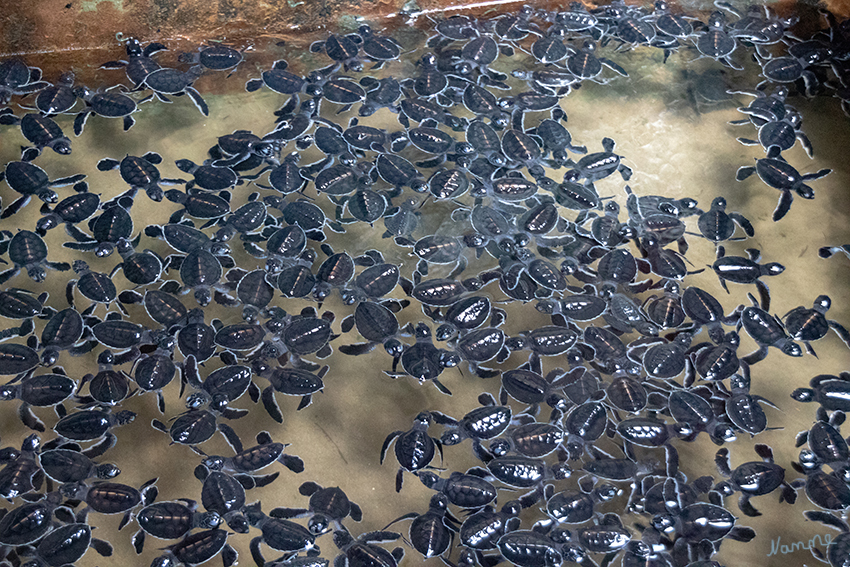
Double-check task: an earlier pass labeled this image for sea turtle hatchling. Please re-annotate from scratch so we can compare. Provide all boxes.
[0,160,86,219]
[72,86,139,135]
[0,230,71,285]
[735,151,831,221]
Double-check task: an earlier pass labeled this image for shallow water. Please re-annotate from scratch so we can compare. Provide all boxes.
[1,8,850,567]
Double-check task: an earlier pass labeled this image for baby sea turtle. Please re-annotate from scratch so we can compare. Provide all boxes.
[0,58,50,104]
[54,408,136,458]
[694,11,743,70]
[20,522,114,566]
[31,70,78,114]
[783,295,850,356]
[739,303,802,363]
[332,529,404,567]
[64,200,134,257]
[386,323,460,395]
[736,108,814,158]
[151,528,238,567]
[384,494,457,559]
[245,502,318,565]
[695,196,754,244]
[179,43,245,74]
[246,60,306,96]
[132,498,222,554]
[36,185,100,239]
[271,482,362,534]
[359,76,402,116]
[565,40,628,83]
[0,160,86,219]
[713,444,795,517]
[100,37,166,86]
[0,230,71,284]
[735,151,831,221]
[38,446,120,484]
[194,430,303,487]
[97,152,184,202]
[711,246,784,311]
[138,65,209,116]
[356,25,403,70]
[382,412,443,492]
[756,52,819,96]
[72,86,139,134]
[802,511,850,567]
[310,32,366,73]
[563,137,632,185]
[0,111,72,160]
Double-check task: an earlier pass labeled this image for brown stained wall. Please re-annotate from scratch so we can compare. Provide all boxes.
[0,0,523,88]
[0,0,538,60]
[0,0,848,90]
[0,0,400,84]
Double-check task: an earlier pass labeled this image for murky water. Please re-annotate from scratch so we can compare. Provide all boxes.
[1,7,850,567]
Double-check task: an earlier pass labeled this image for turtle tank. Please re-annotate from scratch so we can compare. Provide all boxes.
[0,0,849,566]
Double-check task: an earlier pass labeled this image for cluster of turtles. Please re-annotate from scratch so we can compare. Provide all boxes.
[0,1,849,567]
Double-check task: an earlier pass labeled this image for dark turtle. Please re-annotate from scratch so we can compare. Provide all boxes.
[0,288,46,322]
[736,152,831,221]
[271,482,362,534]
[100,37,166,86]
[385,323,460,395]
[563,137,632,185]
[174,158,240,192]
[803,511,850,567]
[713,444,795,517]
[30,71,78,114]
[132,499,222,553]
[0,58,50,104]
[0,230,70,284]
[695,196,754,244]
[310,32,365,73]
[0,494,66,546]
[382,412,444,492]
[152,528,237,567]
[64,201,134,257]
[694,11,742,70]
[97,152,184,202]
[179,43,244,73]
[332,529,404,567]
[305,72,366,114]
[0,342,40,376]
[110,238,165,286]
[565,40,628,83]
[0,160,86,219]
[756,53,819,96]
[72,86,138,134]
[35,186,100,239]
[384,494,456,559]
[38,447,120,484]
[246,60,306,95]
[0,433,43,499]
[735,108,814,158]
[358,76,402,116]
[711,246,784,311]
[783,295,850,357]
[54,408,136,457]
[0,112,72,160]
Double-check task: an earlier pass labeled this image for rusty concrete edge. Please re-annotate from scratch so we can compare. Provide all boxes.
[0,0,846,87]
[3,0,843,57]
